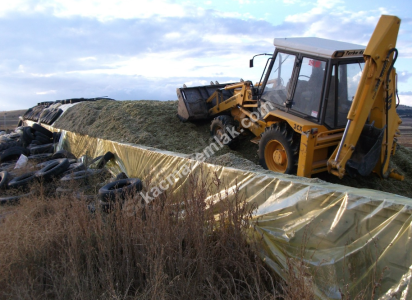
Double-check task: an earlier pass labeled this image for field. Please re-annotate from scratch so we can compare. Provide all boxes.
[397,117,412,147]
[0,110,26,131]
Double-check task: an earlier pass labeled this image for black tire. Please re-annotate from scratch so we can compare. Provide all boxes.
[0,193,32,205]
[30,144,54,155]
[8,172,37,189]
[34,131,50,140]
[0,161,17,172]
[60,162,86,177]
[32,123,53,138]
[60,169,103,183]
[96,152,114,169]
[21,127,34,147]
[27,153,53,163]
[0,171,11,189]
[36,158,76,169]
[35,135,51,145]
[52,150,76,160]
[35,158,70,181]
[258,122,299,174]
[29,140,41,146]
[0,147,30,163]
[98,178,143,201]
[210,115,239,149]
[0,141,20,152]
[115,172,128,180]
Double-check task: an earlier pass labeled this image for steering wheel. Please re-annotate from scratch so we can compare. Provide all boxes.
[298,75,310,79]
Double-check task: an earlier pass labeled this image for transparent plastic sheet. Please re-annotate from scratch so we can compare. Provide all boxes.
[33,123,412,299]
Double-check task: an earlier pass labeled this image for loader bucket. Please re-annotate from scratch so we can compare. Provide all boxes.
[346,124,385,177]
[176,83,231,122]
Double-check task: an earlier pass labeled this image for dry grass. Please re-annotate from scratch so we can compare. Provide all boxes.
[0,164,391,299]
[0,172,278,300]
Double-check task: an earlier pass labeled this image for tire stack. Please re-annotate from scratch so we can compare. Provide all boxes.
[28,124,57,155]
[0,144,120,206]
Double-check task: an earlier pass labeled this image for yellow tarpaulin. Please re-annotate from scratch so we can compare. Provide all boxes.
[43,124,412,299]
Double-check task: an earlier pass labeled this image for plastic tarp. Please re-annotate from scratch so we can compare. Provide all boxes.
[44,125,412,299]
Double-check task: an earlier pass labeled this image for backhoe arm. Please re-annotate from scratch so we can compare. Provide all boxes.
[327,15,401,179]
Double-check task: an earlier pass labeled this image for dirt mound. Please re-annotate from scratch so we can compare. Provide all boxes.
[54,100,412,198]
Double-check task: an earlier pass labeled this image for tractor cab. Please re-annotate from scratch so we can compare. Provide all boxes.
[259,37,366,129]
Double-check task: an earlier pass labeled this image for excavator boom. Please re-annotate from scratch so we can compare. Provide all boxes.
[327,15,402,179]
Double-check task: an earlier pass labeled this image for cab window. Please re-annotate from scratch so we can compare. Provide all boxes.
[325,61,365,128]
[261,53,296,106]
[291,57,326,118]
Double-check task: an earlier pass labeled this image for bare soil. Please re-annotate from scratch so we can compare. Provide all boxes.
[54,100,412,198]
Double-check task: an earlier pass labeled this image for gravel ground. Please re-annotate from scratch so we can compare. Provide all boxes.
[54,100,412,198]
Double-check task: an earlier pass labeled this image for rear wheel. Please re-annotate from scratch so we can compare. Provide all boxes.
[258,122,299,174]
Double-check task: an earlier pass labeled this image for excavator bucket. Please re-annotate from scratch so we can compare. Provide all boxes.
[176,83,231,122]
[345,124,385,177]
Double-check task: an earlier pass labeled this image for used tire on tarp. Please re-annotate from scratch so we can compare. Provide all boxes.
[98,178,143,201]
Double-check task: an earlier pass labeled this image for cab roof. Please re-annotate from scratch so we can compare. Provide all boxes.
[273,37,366,59]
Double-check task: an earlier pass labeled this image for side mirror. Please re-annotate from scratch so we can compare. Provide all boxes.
[249,59,254,68]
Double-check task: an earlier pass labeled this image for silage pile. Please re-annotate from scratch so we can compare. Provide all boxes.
[54,100,412,198]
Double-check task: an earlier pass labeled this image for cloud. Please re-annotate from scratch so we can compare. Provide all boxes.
[36,90,56,95]
[398,71,412,83]
[0,11,278,109]
[399,95,412,107]
[0,0,410,111]
[0,0,187,20]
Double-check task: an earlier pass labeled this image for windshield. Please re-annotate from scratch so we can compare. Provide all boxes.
[261,52,296,106]
[325,61,365,128]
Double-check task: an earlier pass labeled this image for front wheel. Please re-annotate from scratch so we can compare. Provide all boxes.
[210,115,238,149]
[258,123,299,174]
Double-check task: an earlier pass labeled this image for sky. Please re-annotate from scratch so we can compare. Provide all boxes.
[0,0,411,110]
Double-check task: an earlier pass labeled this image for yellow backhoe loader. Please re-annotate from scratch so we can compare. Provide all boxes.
[176,15,403,180]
